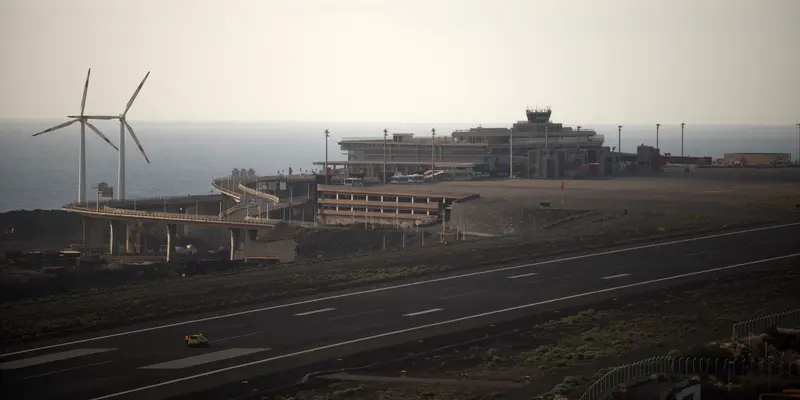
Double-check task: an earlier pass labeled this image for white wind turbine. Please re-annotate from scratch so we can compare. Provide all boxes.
[32,68,119,204]
[82,71,151,200]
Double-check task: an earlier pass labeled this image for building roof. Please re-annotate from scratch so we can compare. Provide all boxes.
[313,160,477,167]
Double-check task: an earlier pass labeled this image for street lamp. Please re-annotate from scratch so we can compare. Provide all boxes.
[324,129,330,185]
[681,122,686,157]
[383,128,388,184]
[618,125,623,153]
[431,128,436,172]
[656,123,661,150]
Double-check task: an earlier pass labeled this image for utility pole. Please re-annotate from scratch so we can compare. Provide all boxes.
[324,129,330,185]
[656,123,661,150]
[618,125,623,153]
[383,128,388,184]
[431,128,436,172]
[681,122,685,157]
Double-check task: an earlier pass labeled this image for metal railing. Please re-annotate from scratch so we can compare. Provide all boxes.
[582,310,800,400]
[580,356,784,400]
[69,194,224,209]
[211,179,242,201]
[237,182,280,203]
[732,309,800,341]
[62,204,282,227]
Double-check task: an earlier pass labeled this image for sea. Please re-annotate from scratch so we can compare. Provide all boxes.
[1,120,797,212]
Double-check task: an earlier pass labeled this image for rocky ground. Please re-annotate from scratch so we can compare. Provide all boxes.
[283,259,800,400]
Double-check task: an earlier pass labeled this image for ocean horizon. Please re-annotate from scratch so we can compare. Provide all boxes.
[1,120,798,212]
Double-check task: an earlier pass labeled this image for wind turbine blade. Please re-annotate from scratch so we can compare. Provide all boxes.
[84,120,120,151]
[81,68,91,117]
[32,119,78,136]
[123,120,150,164]
[123,71,150,117]
[79,115,119,120]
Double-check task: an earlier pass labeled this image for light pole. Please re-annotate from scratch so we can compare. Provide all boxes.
[431,128,436,172]
[681,122,685,157]
[383,128,388,184]
[509,128,513,178]
[617,125,623,153]
[656,123,661,150]
[324,129,330,185]
[796,122,800,165]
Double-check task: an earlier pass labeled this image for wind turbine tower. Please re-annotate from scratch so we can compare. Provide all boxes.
[83,72,151,200]
[32,68,119,203]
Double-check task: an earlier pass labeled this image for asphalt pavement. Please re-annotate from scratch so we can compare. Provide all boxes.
[1,222,799,400]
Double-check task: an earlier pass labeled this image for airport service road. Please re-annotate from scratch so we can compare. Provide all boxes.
[1,222,799,400]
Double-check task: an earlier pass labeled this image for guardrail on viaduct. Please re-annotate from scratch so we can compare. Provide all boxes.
[63,204,282,228]
[237,182,280,203]
[211,179,242,201]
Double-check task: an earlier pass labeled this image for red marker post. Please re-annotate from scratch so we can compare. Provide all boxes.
[560,181,565,207]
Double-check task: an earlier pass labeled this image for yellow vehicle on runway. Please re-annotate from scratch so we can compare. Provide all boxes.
[185,333,210,347]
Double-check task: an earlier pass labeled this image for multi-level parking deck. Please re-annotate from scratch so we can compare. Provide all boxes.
[316,184,479,227]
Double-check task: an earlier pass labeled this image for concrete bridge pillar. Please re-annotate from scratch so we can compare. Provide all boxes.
[125,224,138,254]
[108,221,115,255]
[229,228,240,261]
[166,223,175,263]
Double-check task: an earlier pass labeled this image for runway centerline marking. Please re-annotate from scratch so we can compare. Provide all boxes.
[601,273,631,280]
[294,308,336,317]
[214,332,263,342]
[6,221,799,358]
[328,309,384,321]
[507,272,539,279]
[403,308,443,317]
[440,290,486,300]
[86,253,800,400]
[23,359,117,380]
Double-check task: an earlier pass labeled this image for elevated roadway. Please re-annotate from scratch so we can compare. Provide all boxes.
[63,175,316,228]
[2,222,799,400]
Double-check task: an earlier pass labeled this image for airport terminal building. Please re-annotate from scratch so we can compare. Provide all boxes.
[319,108,631,180]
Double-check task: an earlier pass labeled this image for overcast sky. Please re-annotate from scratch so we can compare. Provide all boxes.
[1,0,798,125]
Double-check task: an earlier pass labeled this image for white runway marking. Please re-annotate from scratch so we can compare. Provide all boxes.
[23,359,117,380]
[601,273,631,280]
[440,290,486,300]
[87,252,800,399]
[7,221,800,358]
[328,309,383,321]
[294,308,336,316]
[138,348,270,370]
[403,308,443,317]
[214,332,263,342]
[506,272,539,279]
[0,348,117,370]
[686,251,713,257]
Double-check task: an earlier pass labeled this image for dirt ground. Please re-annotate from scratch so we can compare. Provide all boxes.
[286,259,800,400]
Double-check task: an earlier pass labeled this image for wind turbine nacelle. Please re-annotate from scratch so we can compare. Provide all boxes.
[73,115,119,120]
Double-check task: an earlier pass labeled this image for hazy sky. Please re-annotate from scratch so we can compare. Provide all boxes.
[1,0,798,125]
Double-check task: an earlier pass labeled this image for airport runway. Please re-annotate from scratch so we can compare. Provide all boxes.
[2,222,799,400]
